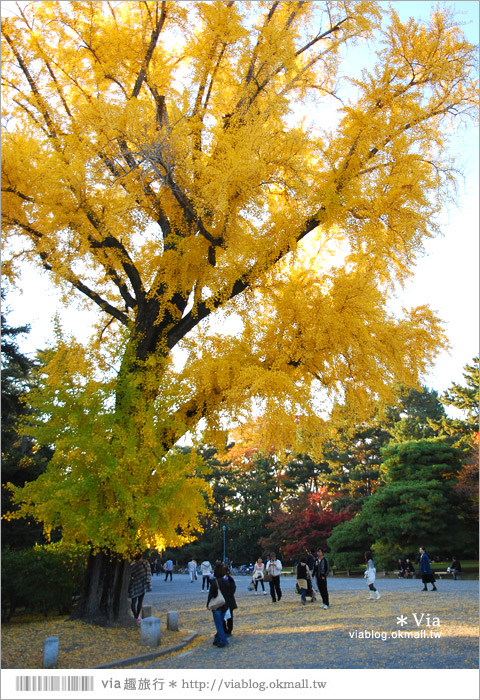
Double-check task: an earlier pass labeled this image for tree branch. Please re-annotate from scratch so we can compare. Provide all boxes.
[99,142,172,241]
[2,29,58,138]
[81,41,128,98]
[83,207,144,306]
[44,60,73,119]
[139,139,224,249]
[295,16,349,57]
[229,8,350,123]
[4,217,130,325]
[1,187,34,203]
[3,25,146,308]
[165,208,325,350]
[131,1,167,99]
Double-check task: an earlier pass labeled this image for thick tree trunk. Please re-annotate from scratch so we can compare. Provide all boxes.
[70,551,134,627]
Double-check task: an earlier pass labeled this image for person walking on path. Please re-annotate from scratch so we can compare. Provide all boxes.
[313,548,330,609]
[164,558,174,582]
[364,551,381,600]
[222,567,238,637]
[265,552,282,603]
[128,552,152,622]
[419,546,437,591]
[252,558,267,594]
[206,563,231,648]
[296,557,311,605]
[200,559,213,589]
[187,557,198,583]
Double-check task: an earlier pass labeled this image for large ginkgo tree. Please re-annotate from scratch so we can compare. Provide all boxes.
[1,1,477,624]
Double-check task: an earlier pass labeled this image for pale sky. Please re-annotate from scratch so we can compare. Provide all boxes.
[2,0,479,399]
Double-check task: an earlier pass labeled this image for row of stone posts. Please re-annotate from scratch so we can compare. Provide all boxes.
[43,610,179,668]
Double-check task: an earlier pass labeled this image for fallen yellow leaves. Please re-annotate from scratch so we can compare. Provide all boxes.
[2,587,478,670]
[1,614,190,669]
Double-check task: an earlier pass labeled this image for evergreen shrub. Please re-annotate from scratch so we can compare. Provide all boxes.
[1,542,89,620]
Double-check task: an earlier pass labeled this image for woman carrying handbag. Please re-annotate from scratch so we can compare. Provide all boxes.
[206,563,231,648]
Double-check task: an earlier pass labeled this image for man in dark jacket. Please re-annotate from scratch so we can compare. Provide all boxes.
[313,548,330,609]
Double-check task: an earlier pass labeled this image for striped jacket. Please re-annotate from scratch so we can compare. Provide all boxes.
[128,559,152,598]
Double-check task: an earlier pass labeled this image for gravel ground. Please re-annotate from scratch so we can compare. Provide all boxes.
[124,573,479,670]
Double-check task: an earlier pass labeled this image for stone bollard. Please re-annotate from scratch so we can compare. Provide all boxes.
[166,611,179,631]
[43,636,59,668]
[141,605,152,618]
[140,617,161,647]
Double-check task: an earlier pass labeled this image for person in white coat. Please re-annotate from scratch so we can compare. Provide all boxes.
[187,557,198,583]
[200,559,213,590]
[364,550,381,600]
[252,557,267,594]
[164,558,174,581]
[265,552,282,603]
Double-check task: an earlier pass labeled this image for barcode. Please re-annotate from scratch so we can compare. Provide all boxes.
[15,676,94,691]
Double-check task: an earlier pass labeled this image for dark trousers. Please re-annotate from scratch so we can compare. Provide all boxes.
[164,570,173,581]
[130,593,144,618]
[269,576,282,601]
[254,578,265,591]
[318,576,329,605]
[202,575,210,590]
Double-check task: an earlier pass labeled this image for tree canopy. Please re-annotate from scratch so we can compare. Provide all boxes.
[328,438,465,567]
[160,373,477,567]
[2,1,477,560]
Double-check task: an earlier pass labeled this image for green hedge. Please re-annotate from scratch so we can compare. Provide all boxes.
[2,543,89,621]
